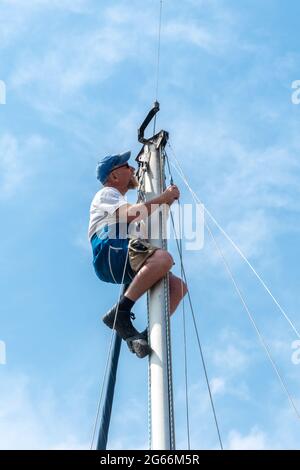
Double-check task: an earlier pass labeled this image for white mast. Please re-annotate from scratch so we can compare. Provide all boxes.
[137,105,175,449]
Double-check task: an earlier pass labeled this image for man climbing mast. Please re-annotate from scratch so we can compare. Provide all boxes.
[88,151,187,359]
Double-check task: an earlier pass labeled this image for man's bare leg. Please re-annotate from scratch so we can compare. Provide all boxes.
[125,251,187,314]
[169,272,188,314]
[103,250,187,357]
[125,249,173,301]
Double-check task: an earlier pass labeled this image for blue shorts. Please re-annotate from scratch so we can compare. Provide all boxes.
[91,230,135,285]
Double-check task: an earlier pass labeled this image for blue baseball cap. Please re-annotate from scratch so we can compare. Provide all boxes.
[96,151,131,184]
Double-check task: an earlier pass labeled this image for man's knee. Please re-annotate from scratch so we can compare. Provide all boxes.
[171,275,188,298]
[161,250,174,271]
[152,249,173,273]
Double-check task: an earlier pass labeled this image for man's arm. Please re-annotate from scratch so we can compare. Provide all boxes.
[116,185,180,223]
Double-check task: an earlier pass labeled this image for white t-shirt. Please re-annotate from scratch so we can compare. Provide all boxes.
[88,187,128,240]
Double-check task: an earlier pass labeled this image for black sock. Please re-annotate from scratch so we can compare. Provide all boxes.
[118,295,135,312]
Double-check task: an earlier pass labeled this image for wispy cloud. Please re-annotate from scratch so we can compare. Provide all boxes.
[9,3,153,101]
[0,372,89,450]
[0,0,90,49]
[227,405,300,450]
[227,427,267,450]
[210,376,226,395]
[0,133,46,199]
[164,21,220,53]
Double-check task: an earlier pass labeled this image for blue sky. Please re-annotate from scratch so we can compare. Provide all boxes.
[1,0,300,450]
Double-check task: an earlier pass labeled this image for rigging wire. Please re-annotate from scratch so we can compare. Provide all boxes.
[205,218,300,420]
[167,143,300,340]
[166,145,300,420]
[165,151,224,450]
[155,0,163,102]
[153,0,163,135]
[169,210,224,449]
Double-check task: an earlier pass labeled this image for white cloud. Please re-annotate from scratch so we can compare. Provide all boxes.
[227,427,267,450]
[11,29,132,96]
[0,0,90,48]
[0,80,6,104]
[171,115,300,213]
[7,0,242,114]
[210,377,225,395]
[1,0,89,13]
[204,330,254,401]
[0,372,89,450]
[198,209,275,276]
[212,330,250,372]
[0,341,6,365]
[164,21,219,52]
[226,409,300,450]
[9,4,152,101]
[270,405,300,450]
[0,133,46,199]
[162,0,238,53]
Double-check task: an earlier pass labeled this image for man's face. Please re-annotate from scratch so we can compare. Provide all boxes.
[111,163,138,189]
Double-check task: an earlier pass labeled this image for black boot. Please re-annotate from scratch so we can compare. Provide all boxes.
[126,337,151,359]
[102,304,139,340]
[103,305,151,358]
[127,328,151,359]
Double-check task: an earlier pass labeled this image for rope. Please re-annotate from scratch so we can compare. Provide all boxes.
[90,247,131,450]
[167,143,300,340]
[166,145,300,421]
